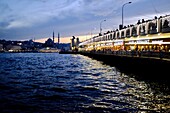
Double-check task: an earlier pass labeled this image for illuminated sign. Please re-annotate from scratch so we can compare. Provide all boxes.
[136,40,149,43]
[114,41,123,46]
[125,39,170,45]
[152,40,163,44]
[106,42,113,46]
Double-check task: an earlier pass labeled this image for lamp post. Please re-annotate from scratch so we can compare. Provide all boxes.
[122,2,132,28]
[100,19,106,35]
[91,27,96,38]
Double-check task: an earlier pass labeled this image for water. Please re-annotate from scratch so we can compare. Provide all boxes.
[0,53,169,113]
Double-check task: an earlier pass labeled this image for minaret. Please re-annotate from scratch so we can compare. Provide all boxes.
[58,32,60,44]
[53,31,55,43]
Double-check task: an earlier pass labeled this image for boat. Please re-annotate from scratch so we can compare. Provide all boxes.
[39,47,59,53]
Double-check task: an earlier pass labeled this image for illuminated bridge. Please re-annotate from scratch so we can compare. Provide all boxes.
[78,15,170,59]
[60,15,170,85]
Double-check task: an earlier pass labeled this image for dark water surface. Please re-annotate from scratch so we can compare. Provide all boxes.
[0,53,169,113]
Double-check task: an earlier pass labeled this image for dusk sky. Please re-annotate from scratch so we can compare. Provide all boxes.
[0,0,170,43]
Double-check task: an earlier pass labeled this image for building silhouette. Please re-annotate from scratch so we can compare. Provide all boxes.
[53,31,55,43]
[58,32,60,44]
[44,38,54,47]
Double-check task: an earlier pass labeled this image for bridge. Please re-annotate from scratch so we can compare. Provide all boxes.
[77,15,170,55]
[65,15,170,86]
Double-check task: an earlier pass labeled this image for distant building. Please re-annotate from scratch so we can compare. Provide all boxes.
[53,31,55,43]
[58,32,60,44]
[45,31,60,48]
[76,37,80,47]
[0,44,3,51]
[70,36,79,51]
[22,39,35,50]
[44,38,54,47]
[71,36,76,49]
[6,44,22,52]
[59,43,71,51]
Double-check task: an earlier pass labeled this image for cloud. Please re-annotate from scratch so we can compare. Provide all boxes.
[0,0,143,30]
[0,0,170,41]
[6,20,31,29]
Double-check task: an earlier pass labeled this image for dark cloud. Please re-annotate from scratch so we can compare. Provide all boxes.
[0,0,169,41]
[0,21,10,28]
[0,2,12,14]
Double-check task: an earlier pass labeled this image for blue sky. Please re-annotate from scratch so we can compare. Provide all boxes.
[0,0,170,43]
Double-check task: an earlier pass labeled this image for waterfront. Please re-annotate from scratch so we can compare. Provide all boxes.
[0,53,169,112]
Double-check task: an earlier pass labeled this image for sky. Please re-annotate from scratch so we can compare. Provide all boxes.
[0,0,170,43]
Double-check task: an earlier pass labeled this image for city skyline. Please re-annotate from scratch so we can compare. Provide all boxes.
[0,0,170,43]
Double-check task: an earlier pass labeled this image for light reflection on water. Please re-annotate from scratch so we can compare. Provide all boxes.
[0,53,169,112]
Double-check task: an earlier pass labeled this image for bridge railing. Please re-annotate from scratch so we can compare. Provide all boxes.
[91,50,170,59]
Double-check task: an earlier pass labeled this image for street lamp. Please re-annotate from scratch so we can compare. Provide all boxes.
[100,19,106,35]
[91,27,96,38]
[122,2,132,28]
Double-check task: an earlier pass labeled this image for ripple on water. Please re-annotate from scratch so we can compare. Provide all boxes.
[48,86,68,92]
[31,94,63,101]
[0,53,169,112]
